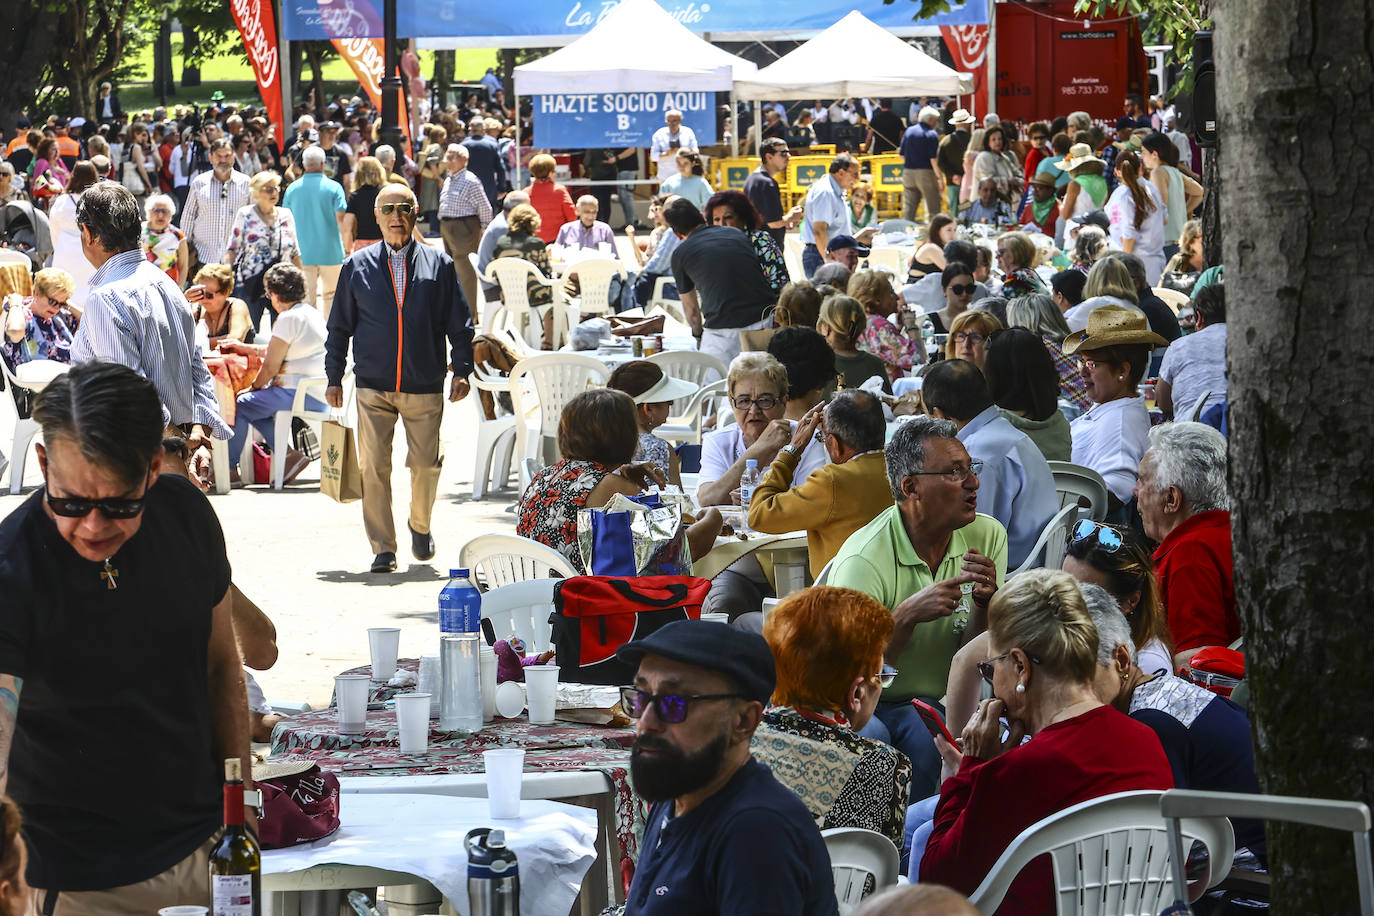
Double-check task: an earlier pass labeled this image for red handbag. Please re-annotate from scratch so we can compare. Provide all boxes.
[551,575,711,685]
[1181,647,1245,698]
[252,760,341,849]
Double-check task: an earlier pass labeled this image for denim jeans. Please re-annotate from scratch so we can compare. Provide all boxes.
[802,244,824,279]
[857,696,945,800]
[617,169,639,228]
[903,794,940,878]
[227,385,326,467]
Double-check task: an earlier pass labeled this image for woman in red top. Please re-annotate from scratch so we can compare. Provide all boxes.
[919,569,1173,914]
[525,153,577,243]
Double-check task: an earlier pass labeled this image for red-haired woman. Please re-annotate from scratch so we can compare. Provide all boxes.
[752,586,911,849]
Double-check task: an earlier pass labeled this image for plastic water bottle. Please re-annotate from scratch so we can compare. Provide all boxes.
[439,569,482,636]
[739,459,760,533]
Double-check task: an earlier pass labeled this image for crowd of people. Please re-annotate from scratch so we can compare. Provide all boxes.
[0,75,1250,915]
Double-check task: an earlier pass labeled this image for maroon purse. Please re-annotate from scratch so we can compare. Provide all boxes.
[252,760,341,849]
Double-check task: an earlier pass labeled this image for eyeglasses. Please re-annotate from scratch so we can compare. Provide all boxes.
[1078,357,1110,371]
[909,459,983,483]
[875,665,898,689]
[948,283,976,296]
[953,331,986,345]
[977,650,1043,685]
[1031,134,1049,142]
[1071,519,1124,553]
[220,184,229,200]
[619,687,743,724]
[203,287,224,298]
[379,202,416,215]
[731,394,780,412]
[45,470,152,520]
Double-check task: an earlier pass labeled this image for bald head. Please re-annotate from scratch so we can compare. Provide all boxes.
[852,884,978,916]
[375,182,418,247]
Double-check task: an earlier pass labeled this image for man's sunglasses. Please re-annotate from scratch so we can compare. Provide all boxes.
[379,202,416,215]
[1071,519,1123,553]
[620,687,742,724]
[45,470,151,520]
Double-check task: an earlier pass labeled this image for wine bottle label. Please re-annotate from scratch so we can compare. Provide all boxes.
[212,874,254,916]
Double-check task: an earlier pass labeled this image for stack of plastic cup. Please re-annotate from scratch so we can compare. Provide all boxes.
[479,644,497,722]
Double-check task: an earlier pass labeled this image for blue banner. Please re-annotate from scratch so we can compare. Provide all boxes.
[533,91,716,148]
[282,0,987,41]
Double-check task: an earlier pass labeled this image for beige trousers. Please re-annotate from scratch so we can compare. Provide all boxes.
[33,836,213,916]
[902,167,942,222]
[301,263,342,320]
[440,215,483,324]
[355,387,445,555]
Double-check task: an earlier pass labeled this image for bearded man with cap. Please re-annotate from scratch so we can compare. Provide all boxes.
[616,620,839,916]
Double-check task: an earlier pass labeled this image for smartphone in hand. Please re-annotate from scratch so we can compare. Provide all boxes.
[912,699,961,749]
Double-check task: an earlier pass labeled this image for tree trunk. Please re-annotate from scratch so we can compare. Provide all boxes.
[434,49,454,108]
[1201,145,1222,268]
[181,25,201,88]
[0,0,59,142]
[1221,0,1374,910]
[306,43,326,118]
[154,16,176,102]
[289,41,304,119]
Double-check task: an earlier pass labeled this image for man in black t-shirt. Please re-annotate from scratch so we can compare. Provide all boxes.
[318,121,354,191]
[616,621,837,916]
[0,362,250,911]
[744,138,801,249]
[866,98,906,155]
[666,198,779,366]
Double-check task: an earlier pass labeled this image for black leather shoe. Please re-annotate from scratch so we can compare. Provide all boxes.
[370,552,398,573]
[410,525,436,562]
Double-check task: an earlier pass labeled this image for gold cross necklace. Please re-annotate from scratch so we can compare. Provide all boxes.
[100,558,119,590]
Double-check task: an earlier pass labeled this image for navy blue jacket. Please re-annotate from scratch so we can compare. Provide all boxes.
[326,240,474,394]
[461,135,506,205]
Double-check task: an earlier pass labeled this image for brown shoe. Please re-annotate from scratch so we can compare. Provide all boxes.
[282,448,311,484]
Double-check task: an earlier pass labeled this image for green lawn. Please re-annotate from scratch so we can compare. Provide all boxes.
[117,35,498,115]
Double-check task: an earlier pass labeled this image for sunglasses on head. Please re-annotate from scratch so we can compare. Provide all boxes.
[45,470,152,520]
[379,202,416,215]
[1071,519,1124,552]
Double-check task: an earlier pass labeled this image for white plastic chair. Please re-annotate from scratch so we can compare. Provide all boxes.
[822,828,900,915]
[1009,502,1079,578]
[0,357,68,494]
[568,258,626,316]
[508,353,610,484]
[1187,390,1211,422]
[1161,789,1373,915]
[0,250,31,267]
[814,557,834,585]
[1153,286,1190,316]
[484,258,572,351]
[968,790,1234,915]
[654,377,727,447]
[784,235,806,281]
[262,377,330,490]
[468,365,517,500]
[1047,461,1110,522]
[648,277,685,323]
[648,349,726,420]
[458,534,577,594]
[478,577,561,652]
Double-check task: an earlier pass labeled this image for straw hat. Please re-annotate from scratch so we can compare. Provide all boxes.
[1054,143,1106,171]
[1028,171,1058,189]
[1062,304,1170,354]
[949,108,976,127]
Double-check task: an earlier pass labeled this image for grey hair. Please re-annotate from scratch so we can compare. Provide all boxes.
[1145,422,1229,511]
[970,296,1008,327]
[301,145,327,169]
[0,161,17,177]
[143,193,177,217]
[1067,110,1092,131]
[885,416,958,501]
[825,390,886,454]
[812,262,852,290]
[1081,583,1135,666]
[982,113,1001,128]
[502,190,530,212]
[76,182,142,253]
[264,262,307,303]
[1072,225,1108,265]
[447,143,469,159]
[375,144,396,166]
[918,106,941,125]
[1101,249,1146,288]
[1007,293,1071,342]
[576,194,598,208]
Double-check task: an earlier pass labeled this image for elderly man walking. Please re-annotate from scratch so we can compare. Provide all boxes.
[829,416,1006,797]
[461,116,505,208]
[899,107,944,222]
[0,361,250,913]
[325,183,475,574]
[437,144,493,322]
[180,138,251,275]
[282,145,347,317]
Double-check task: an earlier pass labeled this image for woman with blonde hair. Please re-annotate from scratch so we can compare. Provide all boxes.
[848,268,920,379]
[2,267,78,366]
[912,569,1173,895]
[526,153,577,243]
[192,263,254,346]
[1064,256,1140,332]
[342,156,386,252]
[818,295,889,392]
[753,587,910,848]
[943,309,1002,372]
[774,280,822,329]
[224,169,301,329]
[994,230,1045,298]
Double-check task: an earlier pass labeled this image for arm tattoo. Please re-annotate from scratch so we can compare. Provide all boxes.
[0,675,22,789]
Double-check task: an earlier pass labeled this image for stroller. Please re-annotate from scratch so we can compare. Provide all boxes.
[0,200,53,273]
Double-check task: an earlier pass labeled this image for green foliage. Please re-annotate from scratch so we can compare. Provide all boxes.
[882,0,960,20]
[1073,0,1209,95]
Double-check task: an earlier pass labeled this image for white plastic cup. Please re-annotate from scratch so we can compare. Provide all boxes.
[368,627,401,681]
[418,654,441,717]
[700,613,730,624]
[480,645,497,723]
[494,680,526,719]
[335,674,370,735]
[483,748,525,819]
[524,665,559,726]
[395,692,432,754]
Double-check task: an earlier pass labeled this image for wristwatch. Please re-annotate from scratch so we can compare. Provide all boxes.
[780,444,802,459]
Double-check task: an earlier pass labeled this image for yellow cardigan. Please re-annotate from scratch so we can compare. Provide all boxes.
[747,449,893,577]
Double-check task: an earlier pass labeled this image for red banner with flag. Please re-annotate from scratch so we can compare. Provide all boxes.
[331,38,412,146]
[231,0,285,152]
[942,25,990,117]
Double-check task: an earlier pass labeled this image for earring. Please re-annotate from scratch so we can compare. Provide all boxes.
[1118,375,1125,380]
[1015,683,1026,694]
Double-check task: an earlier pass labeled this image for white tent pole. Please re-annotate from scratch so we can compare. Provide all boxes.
[514,93,522,188]
[986,1,998,116]
[753,101,762,158]
[729,88,738,155]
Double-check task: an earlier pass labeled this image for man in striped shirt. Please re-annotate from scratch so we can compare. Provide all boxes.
[437,144,492,322]
[69,183,227,487]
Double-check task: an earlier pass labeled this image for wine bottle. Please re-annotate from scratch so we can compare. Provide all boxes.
[209,758,261,916]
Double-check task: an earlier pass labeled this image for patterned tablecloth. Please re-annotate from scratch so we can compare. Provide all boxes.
[204,351,264,426]
[334,658,423,706]
[269,711,644,888]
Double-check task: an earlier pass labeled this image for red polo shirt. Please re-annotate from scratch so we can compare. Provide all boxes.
[1153,509,1239,654]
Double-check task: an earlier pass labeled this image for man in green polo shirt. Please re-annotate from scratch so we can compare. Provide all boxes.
[829,416,1007,797]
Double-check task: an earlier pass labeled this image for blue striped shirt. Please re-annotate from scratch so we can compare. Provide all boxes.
[71,249,229,438]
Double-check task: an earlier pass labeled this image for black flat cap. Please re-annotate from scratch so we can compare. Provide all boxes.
[616,620,775,705]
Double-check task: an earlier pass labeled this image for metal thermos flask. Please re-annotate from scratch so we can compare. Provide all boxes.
[466,827,520,916]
